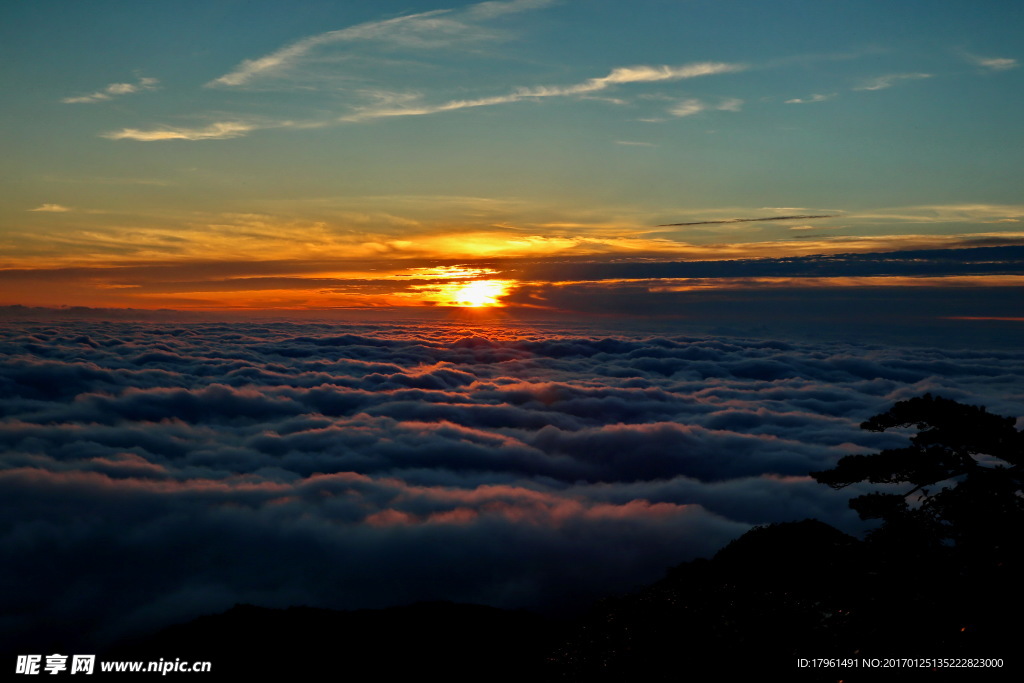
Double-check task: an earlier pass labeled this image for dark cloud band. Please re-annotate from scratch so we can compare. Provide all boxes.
[656,214,835,226]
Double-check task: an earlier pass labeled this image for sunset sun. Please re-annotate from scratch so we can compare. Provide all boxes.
[450,280,509,307]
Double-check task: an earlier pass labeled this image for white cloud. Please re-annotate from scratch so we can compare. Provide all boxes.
[102,122,256,142]
[343,62,745,122]
[29,204,72,212]
[615,140,655,147]
[516,62,743,98]
[670,99,706,117]
[208,1,556,88]
[853,73,931,91]
[466,0,557,19]
[62,77,159,104]
[966,54,1018,72]
[785,93,834,104]
[207,10,448,87]
[716,97,744,112]
[668,96,743,118]
[105,83,139,95]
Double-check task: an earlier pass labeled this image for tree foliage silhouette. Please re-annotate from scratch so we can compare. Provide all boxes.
[812,393,1024,561]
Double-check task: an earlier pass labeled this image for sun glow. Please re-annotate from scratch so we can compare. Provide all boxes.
[448,280,510,307]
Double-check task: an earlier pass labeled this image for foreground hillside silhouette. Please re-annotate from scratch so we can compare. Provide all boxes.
[102,396,1022,680]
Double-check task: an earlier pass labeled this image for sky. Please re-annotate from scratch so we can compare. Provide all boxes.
[2,0,1023,323]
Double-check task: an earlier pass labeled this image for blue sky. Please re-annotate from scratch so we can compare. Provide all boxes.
[2,0,1022,314]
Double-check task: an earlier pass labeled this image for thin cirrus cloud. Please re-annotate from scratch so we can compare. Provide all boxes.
[965,54,1018,71]
[207,10,449,87]
[29,204,72,212]
[668,97,743,118]
[109,54,745,139]
[342,63,747,122]
[62,77,158,104]
[853,72,932,91]
[197,0,745,129]
[785,93,835,104]
[207,0,556,88]
[854,203,1024,225]
[113,61,748,138]
[466,0,555,19]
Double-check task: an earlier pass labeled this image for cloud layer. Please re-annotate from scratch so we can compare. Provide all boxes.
[3,318,1022,651]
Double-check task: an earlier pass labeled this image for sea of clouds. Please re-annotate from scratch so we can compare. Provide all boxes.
[3,317,1023,649]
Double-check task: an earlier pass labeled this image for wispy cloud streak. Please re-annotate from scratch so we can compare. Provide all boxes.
[785,93,834,104]
[208,0,556,88]
[854,73,931,91]
[343,62,746,122]
[668,97,743,117]
[467,0,557,19]
[964,53,1018,71]
[208,11,449,87]
[62,77,158,104]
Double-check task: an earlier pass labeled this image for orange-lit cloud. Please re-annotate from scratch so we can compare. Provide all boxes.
[103,121,257,141]
[4,198,1024,310]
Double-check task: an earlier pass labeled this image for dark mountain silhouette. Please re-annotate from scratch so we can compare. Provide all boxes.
[109,602,562,679]
[549,519,1018,681]
[550,396,1022,680]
